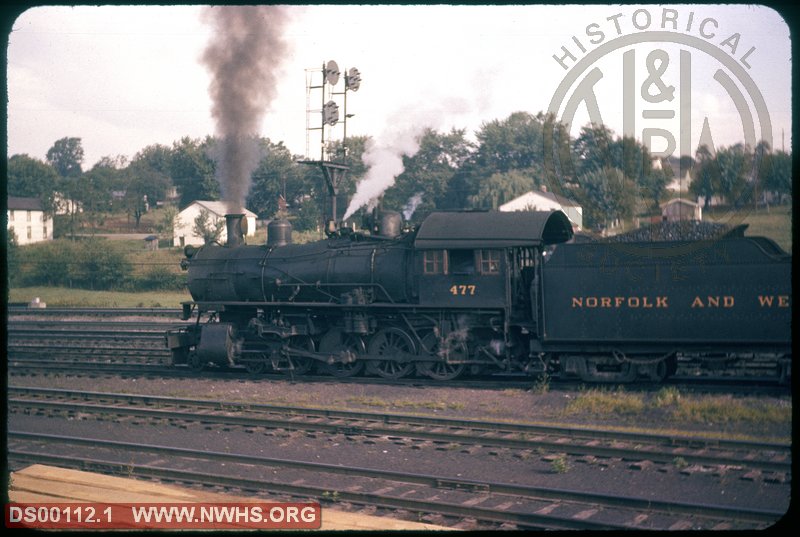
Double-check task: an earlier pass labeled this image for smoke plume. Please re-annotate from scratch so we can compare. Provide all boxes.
[342,96,476,221]
[402,192,424,220]
[343,127,421,220]
[201,6,289,209]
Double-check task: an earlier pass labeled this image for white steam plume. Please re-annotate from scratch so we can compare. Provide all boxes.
[402,192,424,220]
[342,97,474,221]
[201,6,289,210]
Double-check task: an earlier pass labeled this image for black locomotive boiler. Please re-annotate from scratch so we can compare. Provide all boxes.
[166,210,791,382]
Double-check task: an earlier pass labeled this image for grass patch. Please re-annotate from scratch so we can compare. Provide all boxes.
[128,247,186,278]
[563,387,646,416]
[704,206,792,252]
[9,286,191,308]
[563,386,791,430]
[346,395,465,411]
[652,386,682,407]
[669,395,791,425]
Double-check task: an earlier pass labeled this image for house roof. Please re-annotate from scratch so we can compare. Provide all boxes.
[8,196,44,211]
[185,200,257,218]
[500,189,580,209]
[660,198,699,208]
[414,210,573,249]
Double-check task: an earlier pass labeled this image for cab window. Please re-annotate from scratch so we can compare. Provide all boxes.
[423,250,446,274]
[477,249,501,274]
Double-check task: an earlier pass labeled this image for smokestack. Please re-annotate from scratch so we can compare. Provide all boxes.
[226,214,246,247]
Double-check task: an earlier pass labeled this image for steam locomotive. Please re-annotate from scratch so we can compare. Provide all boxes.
[166,210,792,383]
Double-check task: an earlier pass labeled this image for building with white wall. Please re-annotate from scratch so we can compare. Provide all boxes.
[499,186,583,229]
[173,200,258,247]
[7,196,53,245]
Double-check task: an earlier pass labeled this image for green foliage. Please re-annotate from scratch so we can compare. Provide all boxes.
[382,128,473,220]
[46,137,85,178]
[192,209,224,244]
[669,395,791,424]
[452,112,547,208]
[135,265,187,291]
[673,457,689,469]
[469,169,535,209]
[530,372,551,394]
[690,143,754,209]
[550,454,569,473]
[171,136,218,206]
[247,139,311,219]
[761,150,792,197]
[7,154,60,214]
[16,239,132,290]
[9,287,190,308]
[6,232,20,287]
[653,386,682,407]
[292,196,323,232]
[564,387,646,416]
[7,116,791,238]
[155,206,181,240]
[574,167,636,229]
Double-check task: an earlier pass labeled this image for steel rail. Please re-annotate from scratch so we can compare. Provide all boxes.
[8,431,783,528]
[8,306,183,317]
[9,387,789,472]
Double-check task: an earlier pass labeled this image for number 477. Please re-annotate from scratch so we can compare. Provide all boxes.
[450,285,476,296]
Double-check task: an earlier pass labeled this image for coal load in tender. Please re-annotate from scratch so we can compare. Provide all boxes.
[602,221,741,243]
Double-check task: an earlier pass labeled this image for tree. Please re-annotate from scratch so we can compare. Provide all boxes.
[7,230,19,287]
[572,123,616,173]
[639,163,670,212]
[451,112,547,207]
[156,206,181,244]
[762,150,792,201]
[468,169,534,210]
[7,154,60,214]
[75,162,117,229]
[715,144,750,207]
[124,150,172,228]
[248,138,312,219]
[575,167,635,231]
[690,145,719,210]
[171,137,218,206]
[193,209,224,244]
[382,128,473,220]
[46,137,84,178]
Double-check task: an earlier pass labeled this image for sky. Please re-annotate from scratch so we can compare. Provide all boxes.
[6,4,793,178]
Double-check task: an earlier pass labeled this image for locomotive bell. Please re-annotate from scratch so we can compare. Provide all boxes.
[267,218,292,247]
[225,214,246,247]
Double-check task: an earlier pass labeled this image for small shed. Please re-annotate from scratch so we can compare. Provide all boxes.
[661,198,702,222]
[144,235,159,251]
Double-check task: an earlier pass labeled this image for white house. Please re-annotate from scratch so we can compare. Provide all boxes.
[661,198,702,222]
[7,196,53,245]
[499,186,583,229]
[52,192,83,215]
[174,200,258,247]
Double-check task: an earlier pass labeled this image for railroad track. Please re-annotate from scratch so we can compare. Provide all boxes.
[7,430,784,530]
[7,315,790,392]
[8,306,183,318]
[9,386,791,475]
